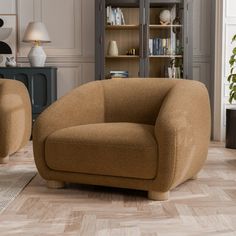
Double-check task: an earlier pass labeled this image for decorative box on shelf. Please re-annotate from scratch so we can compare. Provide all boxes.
[0,67,57,122]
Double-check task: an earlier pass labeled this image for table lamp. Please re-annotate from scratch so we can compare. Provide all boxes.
[23,22,51,67]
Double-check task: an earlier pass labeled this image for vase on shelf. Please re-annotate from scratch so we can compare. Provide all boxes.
[159,10,171,25]
[108,41,119,56]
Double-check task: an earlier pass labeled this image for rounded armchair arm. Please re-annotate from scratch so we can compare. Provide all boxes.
[33,81,105,178]
[154,81,211,192]
[0,79,31,158]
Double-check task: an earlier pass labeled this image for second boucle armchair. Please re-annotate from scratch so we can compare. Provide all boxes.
[0,79,32,163]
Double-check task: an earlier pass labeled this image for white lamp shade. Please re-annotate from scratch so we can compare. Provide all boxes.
[23,22,51,43]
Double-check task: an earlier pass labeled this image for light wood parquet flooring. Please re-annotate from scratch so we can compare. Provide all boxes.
[0,142,236,236]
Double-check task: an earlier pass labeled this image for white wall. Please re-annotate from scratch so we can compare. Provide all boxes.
[214,0,236,141]
[0,0,16,14]
[0,0,95,98]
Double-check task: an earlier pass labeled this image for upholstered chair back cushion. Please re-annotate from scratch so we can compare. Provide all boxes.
[103,78,176,125]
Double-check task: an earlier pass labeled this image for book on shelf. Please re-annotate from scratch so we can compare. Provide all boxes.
[107,6,125,25]
[149,39,153,55]
[109,71,129,78]
[149,38,178,56]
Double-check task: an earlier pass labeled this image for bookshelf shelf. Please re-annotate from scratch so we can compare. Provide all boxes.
[106,55,139,59]
[149,24,183,29]
[149,55,183,58]
[106,25,183,30]
[106,25,139,30]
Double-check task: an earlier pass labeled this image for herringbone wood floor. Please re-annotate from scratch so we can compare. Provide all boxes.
[0,142,236,236]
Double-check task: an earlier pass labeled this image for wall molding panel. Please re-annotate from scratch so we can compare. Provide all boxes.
[15,0,95,98]
[192,0,213,110]
[0,0,16,14]
[193,0,211,57]
[17,0,83,57]
[193,62,211,90]
[57,66,82,98]
[17,56,94,64]
[225,0,236,18]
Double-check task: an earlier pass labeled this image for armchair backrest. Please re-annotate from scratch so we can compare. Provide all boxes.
[102,78,177,125]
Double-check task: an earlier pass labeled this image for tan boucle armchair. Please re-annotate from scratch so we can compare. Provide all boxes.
[0,79,32,163]
[33,78,211,200]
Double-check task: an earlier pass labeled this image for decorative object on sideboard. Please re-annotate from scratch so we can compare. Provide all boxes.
[107,6,125,25]
[23,22,51,67]
[107,41,119,56]
[0,15,17,67]
[226,34,236,149]
[5,56,16,67]
[159,10,171,25]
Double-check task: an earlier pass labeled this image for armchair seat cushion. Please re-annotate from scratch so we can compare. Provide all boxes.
[45,123,158,180]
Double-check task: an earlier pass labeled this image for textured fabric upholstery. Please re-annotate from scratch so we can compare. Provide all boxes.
[45,123,157,179]
[0,79,32,159]
[103,78,174,124]
[33,78,211,193]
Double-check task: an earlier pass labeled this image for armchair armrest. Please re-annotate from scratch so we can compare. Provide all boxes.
[33,81,105,178]
[154,80,211,192]
[0,79,31,157]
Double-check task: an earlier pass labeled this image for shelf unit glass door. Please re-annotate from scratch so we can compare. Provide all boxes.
[104,0,143,79]
[145,0,185,79]
[95,0,192,80]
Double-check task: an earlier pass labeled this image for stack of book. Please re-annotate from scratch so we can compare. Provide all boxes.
[149,38,177,55]
[107,6,125,25]
[109,71,129,78]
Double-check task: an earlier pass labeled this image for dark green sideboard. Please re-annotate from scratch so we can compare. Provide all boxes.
[0,67,57,121]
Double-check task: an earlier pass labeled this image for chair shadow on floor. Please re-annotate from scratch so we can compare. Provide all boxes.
[64,182,147,201]
[226,159,236,169]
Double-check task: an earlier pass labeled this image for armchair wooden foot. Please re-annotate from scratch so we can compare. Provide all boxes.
[0,156,9,164]
[148,191,169,201]
[47,180,65,189]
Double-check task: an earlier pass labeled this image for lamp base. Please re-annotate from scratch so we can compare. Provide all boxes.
[28,45,46,67]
